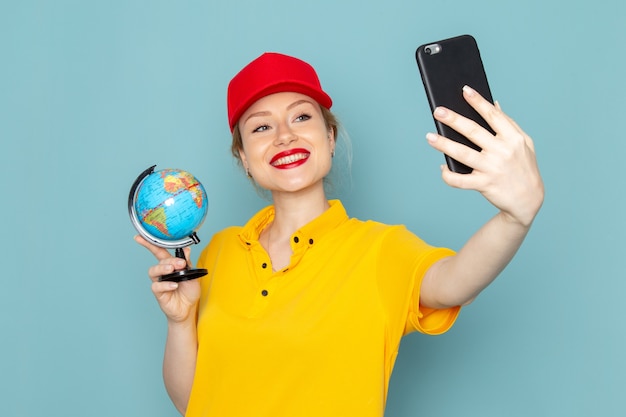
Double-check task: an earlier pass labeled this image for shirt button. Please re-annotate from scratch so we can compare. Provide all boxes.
[262,263,267,269]
[309,238,314,244]
[293,236,299,243]
[261,289,268,296]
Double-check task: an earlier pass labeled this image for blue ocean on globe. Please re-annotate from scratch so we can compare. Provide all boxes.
[134,169,208,241]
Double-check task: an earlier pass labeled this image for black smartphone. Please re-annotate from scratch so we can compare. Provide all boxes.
[416,34,494,174]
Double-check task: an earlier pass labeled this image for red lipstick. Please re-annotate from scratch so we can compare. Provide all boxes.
[270,148,310,169]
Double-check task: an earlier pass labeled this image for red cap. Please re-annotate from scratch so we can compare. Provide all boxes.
[227,52,333,131]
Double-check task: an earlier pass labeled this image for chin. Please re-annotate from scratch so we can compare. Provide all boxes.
[274,178,326,194]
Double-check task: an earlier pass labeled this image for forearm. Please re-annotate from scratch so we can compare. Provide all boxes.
[421,210,531,308]
[163,315,198,415]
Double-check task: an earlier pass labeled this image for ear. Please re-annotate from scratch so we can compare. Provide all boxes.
[328,128,336,152]
[238,148,249,170]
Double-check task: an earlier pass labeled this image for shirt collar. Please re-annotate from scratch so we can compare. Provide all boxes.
[238,199,348,248]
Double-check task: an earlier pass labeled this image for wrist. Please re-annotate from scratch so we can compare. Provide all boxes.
[498,209,535,230]
[167,305,198,328]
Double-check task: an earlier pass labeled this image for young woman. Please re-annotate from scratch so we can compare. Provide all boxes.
[136,52,544,416]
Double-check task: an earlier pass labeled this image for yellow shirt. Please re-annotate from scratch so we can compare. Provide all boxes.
[189,200,460,417]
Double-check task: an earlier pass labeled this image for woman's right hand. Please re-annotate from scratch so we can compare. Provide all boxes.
[134,235,201,324]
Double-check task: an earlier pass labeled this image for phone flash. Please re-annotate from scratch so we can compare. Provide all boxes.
[424,43,442,55]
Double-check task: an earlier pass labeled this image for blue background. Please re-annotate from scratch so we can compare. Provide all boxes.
[1,1,624,416]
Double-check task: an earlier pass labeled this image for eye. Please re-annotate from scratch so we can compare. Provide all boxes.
[294,113,311,122]
[252,124,270,133]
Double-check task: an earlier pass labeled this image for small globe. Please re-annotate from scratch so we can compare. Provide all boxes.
[130,167,208,245]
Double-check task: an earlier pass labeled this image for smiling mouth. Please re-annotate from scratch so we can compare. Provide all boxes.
[270,151,310,168]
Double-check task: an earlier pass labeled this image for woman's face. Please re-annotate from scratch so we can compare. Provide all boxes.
[237,91,335,194]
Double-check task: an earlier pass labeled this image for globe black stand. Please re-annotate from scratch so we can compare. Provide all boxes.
[128,165,208,283]
[160,241,208,283]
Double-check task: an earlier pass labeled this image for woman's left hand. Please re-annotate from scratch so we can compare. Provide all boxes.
[426,85,544,227]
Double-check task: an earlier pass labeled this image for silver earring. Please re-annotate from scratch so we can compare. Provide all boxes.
[331,150,335,158]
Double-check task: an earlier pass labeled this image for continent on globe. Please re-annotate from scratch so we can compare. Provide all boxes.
[128,165,209,282]
[133,168,208,242]
[163,171,205,209]
[142,206,169,238]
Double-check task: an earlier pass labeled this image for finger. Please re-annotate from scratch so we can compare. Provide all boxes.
[495,100,536,152]
[462,86,522,142]
[441,163,477,188]
[134,235,171,261]
[152,280,179,296]
[494,100,521,130]
[151,281,180,310]
[432,106,494,151]
[148,257,188,281]
[148,263,174,282]
[426,132,486,172]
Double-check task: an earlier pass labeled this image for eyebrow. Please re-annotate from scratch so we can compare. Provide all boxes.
[243,99,315,124]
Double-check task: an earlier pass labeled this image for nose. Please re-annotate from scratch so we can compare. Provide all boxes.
[274,122,297,146]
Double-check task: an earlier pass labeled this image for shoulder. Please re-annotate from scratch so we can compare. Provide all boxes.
[197,226,243,266]
[341,218,452,266]
[341,217,414,243]
[213,225,243,240]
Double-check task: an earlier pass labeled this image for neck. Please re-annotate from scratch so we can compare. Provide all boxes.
[269,184,330,238]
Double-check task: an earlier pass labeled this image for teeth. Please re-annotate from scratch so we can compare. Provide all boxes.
[272,153,309,166]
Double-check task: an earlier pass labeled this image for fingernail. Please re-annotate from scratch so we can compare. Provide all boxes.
[434,107,447,117]
[426,132,437,143]
[176,259,187,267]
[167,282,179,290]
[463,85,475,96]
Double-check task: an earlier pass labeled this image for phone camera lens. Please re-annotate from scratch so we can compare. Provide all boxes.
[425,47,432,55]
